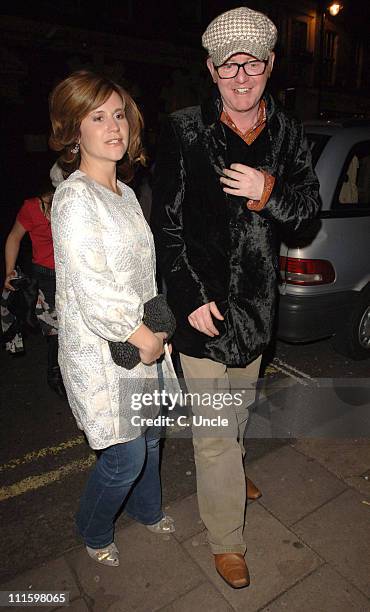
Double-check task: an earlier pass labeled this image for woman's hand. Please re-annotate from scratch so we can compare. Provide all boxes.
[4,220,26,291]
[139,331,167,365]
[4,270,17,291]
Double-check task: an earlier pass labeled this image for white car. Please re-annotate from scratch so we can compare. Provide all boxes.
[278,120,370,359]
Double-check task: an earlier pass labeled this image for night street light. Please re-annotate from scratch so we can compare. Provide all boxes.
[328,3,343,16]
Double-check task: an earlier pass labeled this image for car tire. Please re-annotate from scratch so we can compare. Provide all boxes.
[332,294,370,360]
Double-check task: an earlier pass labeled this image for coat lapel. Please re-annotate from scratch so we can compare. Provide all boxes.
[201,87,278,175]
[201,87,229,175]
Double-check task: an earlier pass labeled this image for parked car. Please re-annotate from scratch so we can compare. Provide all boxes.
[277,120,370,359]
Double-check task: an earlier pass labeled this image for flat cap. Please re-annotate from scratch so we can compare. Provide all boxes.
[202,6,277,66]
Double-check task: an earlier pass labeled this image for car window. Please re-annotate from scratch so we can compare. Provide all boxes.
[306,134,330,166]
[334,141,370,210]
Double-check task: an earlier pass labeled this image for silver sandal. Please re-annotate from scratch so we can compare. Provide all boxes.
[86,542,120,566]
[146,514,175,534]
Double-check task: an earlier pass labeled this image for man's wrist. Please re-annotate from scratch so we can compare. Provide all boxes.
[247,171,275,211]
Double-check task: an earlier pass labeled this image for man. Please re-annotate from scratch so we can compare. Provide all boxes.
[152,7,320,589]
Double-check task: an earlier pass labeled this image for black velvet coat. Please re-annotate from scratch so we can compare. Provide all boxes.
[152,90,320,366]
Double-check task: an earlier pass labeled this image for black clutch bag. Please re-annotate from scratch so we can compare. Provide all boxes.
[108,294,176,369]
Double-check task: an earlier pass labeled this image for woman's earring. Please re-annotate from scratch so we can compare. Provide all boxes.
[71,143,80,154]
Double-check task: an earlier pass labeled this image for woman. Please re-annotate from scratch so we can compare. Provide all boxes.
[48,70,176,567]
[4,178,66,398]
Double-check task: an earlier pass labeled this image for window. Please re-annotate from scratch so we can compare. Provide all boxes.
[335,141,370,209]
[324,31,338,86]
[291,20,308,53]
[307,134,331,166]
[362,40,370,89]
[289,20,312,82]
[353,40,364,89]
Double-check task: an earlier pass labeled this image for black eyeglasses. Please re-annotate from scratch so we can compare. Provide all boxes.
[215,59,268,79]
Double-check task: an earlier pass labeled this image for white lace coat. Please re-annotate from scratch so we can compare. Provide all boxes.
[51,170,177,449]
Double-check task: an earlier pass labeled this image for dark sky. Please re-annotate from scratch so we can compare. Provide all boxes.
[2,1,370,42]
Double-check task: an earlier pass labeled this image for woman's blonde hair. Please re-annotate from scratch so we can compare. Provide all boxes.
[49,70,146,182]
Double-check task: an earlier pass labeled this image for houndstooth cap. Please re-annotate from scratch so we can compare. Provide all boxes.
[202,6,277,66]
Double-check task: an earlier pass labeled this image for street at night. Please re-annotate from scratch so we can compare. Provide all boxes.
[1,1,370,610]
[1,332,369,591]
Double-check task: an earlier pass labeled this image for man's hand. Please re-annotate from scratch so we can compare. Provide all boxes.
[188,302,224,337]
[220,163,264,200]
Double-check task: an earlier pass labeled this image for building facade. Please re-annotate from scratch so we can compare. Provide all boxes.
[0,1,369,208]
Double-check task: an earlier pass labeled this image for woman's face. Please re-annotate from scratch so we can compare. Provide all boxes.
[78,90,129,168]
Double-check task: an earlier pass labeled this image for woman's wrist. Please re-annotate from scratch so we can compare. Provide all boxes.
[127,323,158,351]
[138,332,160,353]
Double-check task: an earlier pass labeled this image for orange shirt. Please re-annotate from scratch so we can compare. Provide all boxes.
[220,100,275,211]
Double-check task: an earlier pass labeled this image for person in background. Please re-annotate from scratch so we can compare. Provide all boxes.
[4,170,66,398]
[49,70,177,567]
[152,6,320,588]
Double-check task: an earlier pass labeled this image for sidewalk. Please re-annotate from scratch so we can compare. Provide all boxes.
[2,438,369,612]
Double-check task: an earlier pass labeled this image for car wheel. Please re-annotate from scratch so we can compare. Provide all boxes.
[332,295,370,360]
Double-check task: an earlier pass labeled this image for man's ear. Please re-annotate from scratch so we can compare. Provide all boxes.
[206,57,218,84]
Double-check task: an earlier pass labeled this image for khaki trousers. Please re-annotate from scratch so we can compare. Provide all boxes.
[180,353,262,554]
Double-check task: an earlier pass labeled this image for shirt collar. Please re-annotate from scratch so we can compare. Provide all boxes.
[220,100,267,145]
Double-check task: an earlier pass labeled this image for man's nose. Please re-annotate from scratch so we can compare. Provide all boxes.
[235,66,249,83]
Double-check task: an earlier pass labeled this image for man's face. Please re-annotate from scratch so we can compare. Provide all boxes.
[207,52,274,117]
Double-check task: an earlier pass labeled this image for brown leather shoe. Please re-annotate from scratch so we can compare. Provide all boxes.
[214,553,250,589]
[246,477,262,500]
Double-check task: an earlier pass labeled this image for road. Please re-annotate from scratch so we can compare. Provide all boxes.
[0,331,369,583]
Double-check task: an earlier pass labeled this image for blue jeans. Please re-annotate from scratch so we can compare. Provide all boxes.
[76,427,163,549]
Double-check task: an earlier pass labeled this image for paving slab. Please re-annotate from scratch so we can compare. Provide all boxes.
[164,493,205,543]
[292,439,370,480]
[293,489,370,597]
[261,564,370,611]
[246,445,346,525]
[65,522,203,612]
[158,582,233,611]
[184,502,322,611]
[345,470,370,497]
[0,557,80,612]
[54,598,89,611]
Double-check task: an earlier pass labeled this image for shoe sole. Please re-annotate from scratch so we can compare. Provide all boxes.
[215,567,250,589]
